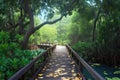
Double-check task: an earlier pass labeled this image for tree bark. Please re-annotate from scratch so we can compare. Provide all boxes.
[20,0,34,49]
[93,7,101,41]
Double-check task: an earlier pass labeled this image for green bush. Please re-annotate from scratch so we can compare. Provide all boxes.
[72,41,94,60]
[0,49,44,80]
[0,31,44,79]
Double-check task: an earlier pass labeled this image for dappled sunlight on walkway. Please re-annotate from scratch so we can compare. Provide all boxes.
[35,45,82,80]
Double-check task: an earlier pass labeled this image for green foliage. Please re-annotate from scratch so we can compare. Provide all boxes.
[93,0,120,66]
[30,25,57,44]
[106,77,120,80]
[0,31,21,55]
[40,26,57,42]
[15,34,23,42]
[0,31,9,43]
[91,63,101,67]
[30,16,71,44]
[0,0,120,79]
[68,11,93,44]
[72,42,94,60]
[68,0,120,67]
[113,70,120,75]
[0,49,44,80]
[0,31,44,79]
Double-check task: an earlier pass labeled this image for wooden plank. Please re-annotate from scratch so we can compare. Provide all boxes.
[34,46,83,80]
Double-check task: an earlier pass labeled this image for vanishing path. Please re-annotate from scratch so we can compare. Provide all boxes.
[35,45,82,80]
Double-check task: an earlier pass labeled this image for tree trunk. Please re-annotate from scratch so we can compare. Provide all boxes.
[21,26,35,49]
[21,15,63,49]
[21,0,35,49]
[93,7,101,41]
[22,19,34,49]
[21,32,31,49]
[20,0,63,49]
[18,8,24,34]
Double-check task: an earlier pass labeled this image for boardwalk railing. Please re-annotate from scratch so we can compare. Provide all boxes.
[9,45,56,80]
[37,43,53,49]
[66,44,105,80]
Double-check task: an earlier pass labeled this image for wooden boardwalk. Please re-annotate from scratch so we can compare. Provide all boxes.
[35,46,82,80]
[9,45,104,80]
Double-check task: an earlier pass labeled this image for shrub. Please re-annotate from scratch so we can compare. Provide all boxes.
[72,41,94,61]
[0,31,44,79]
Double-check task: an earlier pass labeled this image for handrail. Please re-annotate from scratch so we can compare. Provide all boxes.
[66,44,105,80]
[9,45,56,80]
[40,42,53,46]
[37,43,53,49]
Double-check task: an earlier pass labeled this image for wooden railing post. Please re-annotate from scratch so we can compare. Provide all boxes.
[49,49,51,56]
[44,53,46,61]
[31,64,35,77]
[79,62,83,73]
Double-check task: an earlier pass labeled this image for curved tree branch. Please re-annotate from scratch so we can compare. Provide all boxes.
[34,15,63,32]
